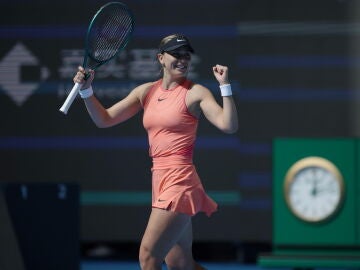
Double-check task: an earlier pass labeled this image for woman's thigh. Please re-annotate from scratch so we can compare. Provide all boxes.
[140,208,192,260]
[165,220,194,269]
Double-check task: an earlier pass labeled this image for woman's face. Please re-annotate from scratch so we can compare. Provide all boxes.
[158,48,192,77]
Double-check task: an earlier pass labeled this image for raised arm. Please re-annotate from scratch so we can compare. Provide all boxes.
[198,64,238,133]
[74,66,149,128]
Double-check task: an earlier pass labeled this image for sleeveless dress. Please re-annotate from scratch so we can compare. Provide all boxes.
[142,79,217,217]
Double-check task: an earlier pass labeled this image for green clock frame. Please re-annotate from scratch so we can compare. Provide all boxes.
[258,138,360,268]
[274,138,358,246]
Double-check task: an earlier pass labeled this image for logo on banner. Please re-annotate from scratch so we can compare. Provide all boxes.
[0,42,50,106]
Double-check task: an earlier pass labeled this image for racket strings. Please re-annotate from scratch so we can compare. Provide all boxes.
[87,5,134,69]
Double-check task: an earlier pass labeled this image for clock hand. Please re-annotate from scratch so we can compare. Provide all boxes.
[311,175,318,197]
[311,186,317,196]
[314,187,336,194]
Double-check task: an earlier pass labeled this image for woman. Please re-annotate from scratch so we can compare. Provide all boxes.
[74,34,238,270]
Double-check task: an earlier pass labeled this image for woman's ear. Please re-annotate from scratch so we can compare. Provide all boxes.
[157,53,164,64]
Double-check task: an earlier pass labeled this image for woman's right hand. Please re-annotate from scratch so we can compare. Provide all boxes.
[73,66,95,90]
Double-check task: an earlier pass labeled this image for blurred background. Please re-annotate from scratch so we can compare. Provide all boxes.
[0,0,358,268]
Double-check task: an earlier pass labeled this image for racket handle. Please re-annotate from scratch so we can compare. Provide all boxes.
[59,82,83,114]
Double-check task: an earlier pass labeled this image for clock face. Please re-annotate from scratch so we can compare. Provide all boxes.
[284,157,344,223]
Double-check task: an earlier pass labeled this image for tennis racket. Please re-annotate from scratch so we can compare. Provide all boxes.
[59,1,135,114]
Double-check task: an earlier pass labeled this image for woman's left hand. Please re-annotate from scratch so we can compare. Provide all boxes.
[212,64,229,85]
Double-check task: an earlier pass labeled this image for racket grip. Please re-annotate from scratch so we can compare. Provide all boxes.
[59,82,83,114]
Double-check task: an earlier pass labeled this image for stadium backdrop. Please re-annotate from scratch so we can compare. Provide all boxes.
[0,0,353,243]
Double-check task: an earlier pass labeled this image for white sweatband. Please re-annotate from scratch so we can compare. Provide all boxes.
[79,86,94,99]
[219,84,232,97]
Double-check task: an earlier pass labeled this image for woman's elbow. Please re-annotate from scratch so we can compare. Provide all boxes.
[225,128,238,134]
[93,119,113,128]
[95,123,107,128]
[222,124,238,134]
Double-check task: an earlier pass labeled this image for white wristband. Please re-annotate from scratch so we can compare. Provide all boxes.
[79,86,94,99]
[219,84,232,97]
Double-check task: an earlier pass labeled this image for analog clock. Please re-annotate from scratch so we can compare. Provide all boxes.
[284,156,344,223]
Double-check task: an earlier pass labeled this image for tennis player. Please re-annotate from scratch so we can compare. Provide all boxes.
[74,34,238,270]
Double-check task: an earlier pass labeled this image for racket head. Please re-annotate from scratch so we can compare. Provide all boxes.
[83,1,135,70]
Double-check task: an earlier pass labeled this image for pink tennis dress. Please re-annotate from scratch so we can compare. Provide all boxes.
[142,79,217,217]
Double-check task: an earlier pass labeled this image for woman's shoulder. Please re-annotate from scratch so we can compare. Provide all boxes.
[135,80,161,105]
[132,81,158,96]
[135,81,158,92]
[188,82,212,98]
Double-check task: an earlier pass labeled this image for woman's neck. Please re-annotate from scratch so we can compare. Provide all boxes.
[161,75,186,90]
